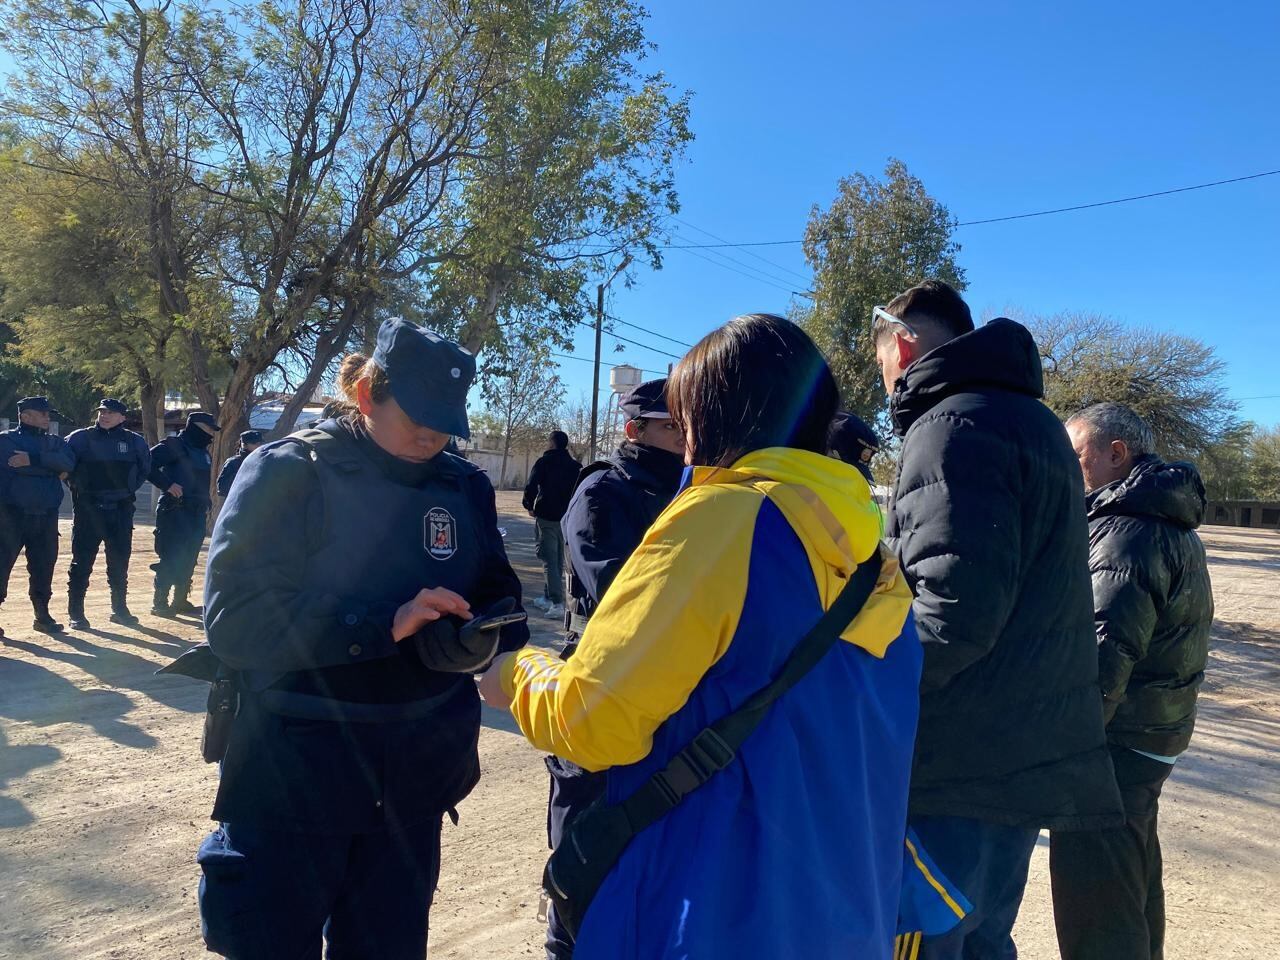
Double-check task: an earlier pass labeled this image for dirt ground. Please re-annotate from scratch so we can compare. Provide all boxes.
[1,492,1277,959]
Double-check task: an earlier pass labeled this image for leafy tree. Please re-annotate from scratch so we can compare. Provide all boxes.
[793,159,965,427]
[0,146,189,442]
[0,320,100,430]
[480,337,565,488]
[1199,423,1257,502]
[1026,311,1241,461]
[1247,426,1280,500]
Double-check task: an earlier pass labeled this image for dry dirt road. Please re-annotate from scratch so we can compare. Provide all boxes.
[1,493,1277,959]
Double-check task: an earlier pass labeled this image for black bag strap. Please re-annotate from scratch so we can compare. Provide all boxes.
[618,548,885,830]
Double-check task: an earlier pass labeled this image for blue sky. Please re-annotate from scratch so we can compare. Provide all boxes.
[563,0,1280,426]
[3,3,1275,425]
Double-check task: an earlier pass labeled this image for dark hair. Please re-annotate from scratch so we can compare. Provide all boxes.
[667,313,840,468]
[550,430,569,450]
[877,279,974,345]
[1066,402,1155,457]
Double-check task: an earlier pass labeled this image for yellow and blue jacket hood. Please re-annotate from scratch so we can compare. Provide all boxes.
[502,446,930,958]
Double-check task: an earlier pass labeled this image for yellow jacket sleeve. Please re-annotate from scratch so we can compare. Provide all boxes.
[500,484,760,772]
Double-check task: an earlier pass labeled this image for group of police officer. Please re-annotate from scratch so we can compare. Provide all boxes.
[0,395,263,638]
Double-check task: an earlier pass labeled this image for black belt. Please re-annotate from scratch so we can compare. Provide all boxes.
[256,682,465,724]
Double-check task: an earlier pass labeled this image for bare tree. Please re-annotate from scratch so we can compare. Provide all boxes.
[482,339,565,488]
[1022,311,1241,461]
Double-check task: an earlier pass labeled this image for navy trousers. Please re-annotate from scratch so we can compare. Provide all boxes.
[0,506,59,605]
[911,815,1040,960]
[68,501,135,594]
[198,817,442,960]
[544,755,607,959]
[152,502,206,590]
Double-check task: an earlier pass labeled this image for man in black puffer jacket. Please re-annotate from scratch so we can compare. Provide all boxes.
[1051,402,1212,960]
[876,281,1122,959]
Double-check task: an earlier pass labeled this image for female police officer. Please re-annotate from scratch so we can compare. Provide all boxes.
[197,319,528,959]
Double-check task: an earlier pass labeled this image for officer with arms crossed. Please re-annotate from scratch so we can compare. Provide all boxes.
[0,396,75,637]
[216,430,264,499]
[65,398,151,628]
[196,319,529,960]
[148,411,218,617]
[544,377,686,958]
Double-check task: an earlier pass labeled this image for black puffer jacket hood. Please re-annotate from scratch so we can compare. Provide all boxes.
[891,318,1044,437]
[1085,456,1213,756]
[1088,456,1206,531]
[887,318,1122,829]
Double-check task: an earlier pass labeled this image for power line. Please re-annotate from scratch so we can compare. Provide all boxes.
[1237,394,1280,401]
[550,351,667,378]
[604,313,693,348]
[668,239,807,296]
[672,215,812,284]
[647,168,1280,249]
[575,318,684,360]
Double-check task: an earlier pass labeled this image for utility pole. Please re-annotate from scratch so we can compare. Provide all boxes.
[589,256,630,460]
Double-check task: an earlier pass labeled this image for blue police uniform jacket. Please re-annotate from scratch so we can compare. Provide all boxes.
[0,426,76,513]
[562,441,684,625]
[66,425,151,506]
[203,418,529,833]
[149,434,213,507]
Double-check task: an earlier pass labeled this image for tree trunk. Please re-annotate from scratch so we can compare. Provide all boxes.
[138,374,163,446]
[207,370,260,528]
[188,328,221,415]
[271,296,365,438]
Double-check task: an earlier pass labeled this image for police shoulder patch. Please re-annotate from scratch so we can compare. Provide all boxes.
[425,507,457,560]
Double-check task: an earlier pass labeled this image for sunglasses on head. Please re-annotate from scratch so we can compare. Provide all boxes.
[872,305,918,339]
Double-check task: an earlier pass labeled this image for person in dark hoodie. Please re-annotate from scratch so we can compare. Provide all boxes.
[148,412,219,617]
[522,430,581,619]
[875,280,1121,959]
[542,377,685,959]
[1051,402,1212,960]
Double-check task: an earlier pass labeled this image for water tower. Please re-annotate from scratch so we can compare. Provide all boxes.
[595,364,644,458]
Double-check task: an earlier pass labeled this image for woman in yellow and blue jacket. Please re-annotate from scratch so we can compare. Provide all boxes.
[481,314,929,958]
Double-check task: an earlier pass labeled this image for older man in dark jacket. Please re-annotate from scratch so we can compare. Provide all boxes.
[876,281,1121,959]
[1051,402,1212,960]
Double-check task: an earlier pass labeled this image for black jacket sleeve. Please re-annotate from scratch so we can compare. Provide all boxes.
[893,414,1023,693]
[466,470,530,654]
[30,435,76,475]
[203,444,400,674]
[522,457,543,513]
[216,456,239,498]
[1091,519,1168,724]
[148,440,179,491]
[133,435,152,494]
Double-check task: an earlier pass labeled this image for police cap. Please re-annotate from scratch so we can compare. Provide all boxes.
[17,396,51,413]
[372,318,475,440]
[828,412,879,481]
[240,430,264,445]
[619,378,670,421]
[97,398,129,415]
[186,412,220,431]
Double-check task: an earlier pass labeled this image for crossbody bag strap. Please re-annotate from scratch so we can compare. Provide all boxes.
[618,548,885,829]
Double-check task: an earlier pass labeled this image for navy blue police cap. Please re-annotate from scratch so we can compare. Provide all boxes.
[240,430,263,445]
[97,398,128,415]
[619,378,669,421]
[17,396,50,413]
[828,411,879,481]
[372,318,475,439]
[186,412,220,431]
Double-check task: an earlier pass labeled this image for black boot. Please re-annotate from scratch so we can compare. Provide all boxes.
[152,581,173,617]
[171,583,203,618]
[67,589,91,629]
[32,599,64,634]
[109,588,139,627]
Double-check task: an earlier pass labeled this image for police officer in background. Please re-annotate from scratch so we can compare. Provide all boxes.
[148,412,218,617]
[65,398,151,628]
[0,396,76,637]
[215,430,263,499]
[544,377,685,959]
[196,319,529,959]
[827,410,880,484]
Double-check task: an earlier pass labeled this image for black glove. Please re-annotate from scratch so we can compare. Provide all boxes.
[411,597,519,673]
